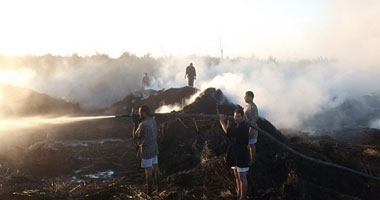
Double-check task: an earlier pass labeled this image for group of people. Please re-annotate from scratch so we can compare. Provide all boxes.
[133,88,258,199]
[141,62,197,89]
[219,91,258,200]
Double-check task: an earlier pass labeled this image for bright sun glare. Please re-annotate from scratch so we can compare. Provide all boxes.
[0,69,35,87]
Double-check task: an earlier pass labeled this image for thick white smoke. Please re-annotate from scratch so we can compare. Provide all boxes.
[2,54,380,130]
[154,57,380,129]
[0,53,160,110]
[370,119,380,129]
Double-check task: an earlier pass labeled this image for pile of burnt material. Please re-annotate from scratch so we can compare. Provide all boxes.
[105,86,198,115]
[154,88,380,199]
[157,88,235,175]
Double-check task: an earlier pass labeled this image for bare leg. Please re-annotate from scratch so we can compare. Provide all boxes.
[233,168,241,199]
[249,144,256,164]
[152,163,161,191]
[145,167,153,195]
[238,172,248,200]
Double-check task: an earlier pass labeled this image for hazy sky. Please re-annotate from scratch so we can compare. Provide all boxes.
[0,0,333,58]
[0,0,379,59]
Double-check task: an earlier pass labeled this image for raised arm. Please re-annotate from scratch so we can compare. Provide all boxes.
[133,117,145,140]
[219,114,228,134]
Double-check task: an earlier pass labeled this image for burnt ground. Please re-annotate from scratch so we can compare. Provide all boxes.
[1,87,380,199]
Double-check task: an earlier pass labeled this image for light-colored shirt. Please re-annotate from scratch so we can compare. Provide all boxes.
[134,118,159,159]
[142,76,149,87]
[244,102,258,140]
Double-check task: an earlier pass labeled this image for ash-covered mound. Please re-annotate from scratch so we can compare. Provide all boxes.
[156,88,380,199]
[0,84,81,117]
[157,88,287,175]
[105,86,198,115]
[183,88,236,114]
[157,88,233,174]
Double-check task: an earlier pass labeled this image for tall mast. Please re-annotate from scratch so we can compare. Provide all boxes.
[219,35,223,59]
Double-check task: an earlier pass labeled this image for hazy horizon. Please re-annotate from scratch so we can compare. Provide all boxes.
[1,0,380,130]
[2,53,380,131]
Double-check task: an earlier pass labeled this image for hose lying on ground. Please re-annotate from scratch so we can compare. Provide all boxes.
[115,113,380,181]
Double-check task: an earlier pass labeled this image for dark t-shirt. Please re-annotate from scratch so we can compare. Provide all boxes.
[226,121,250,168]
[227,121,249,146]
[186,66,196,77]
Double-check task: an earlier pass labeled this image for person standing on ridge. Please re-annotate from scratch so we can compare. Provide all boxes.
[185,63,196,87]
[142,72,150,89]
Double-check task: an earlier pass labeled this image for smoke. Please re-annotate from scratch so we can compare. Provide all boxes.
[370,119,380,129]
[0,53,161,110]
[0,68,36,87]
[150,1,380,130]
[155,104,183,113]
[2,53,380,130]
[153,56,380,130]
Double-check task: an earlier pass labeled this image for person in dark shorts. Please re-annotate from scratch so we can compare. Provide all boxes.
[219,109,250,200]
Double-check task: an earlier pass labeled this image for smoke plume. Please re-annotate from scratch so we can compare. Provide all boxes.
[2,52,380,131]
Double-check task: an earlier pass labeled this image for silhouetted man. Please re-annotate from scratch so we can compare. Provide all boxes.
[142,72,150,89]
[185,63,196,87]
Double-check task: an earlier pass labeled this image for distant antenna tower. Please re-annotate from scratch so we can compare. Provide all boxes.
[219,35,223,59]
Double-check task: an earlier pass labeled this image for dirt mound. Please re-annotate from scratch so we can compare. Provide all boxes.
[156,88,380,199]
[0,84,81,117]
[105,87,198,115]
[183,88,236,114]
